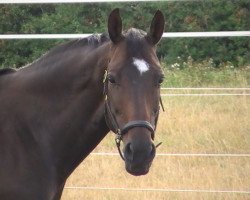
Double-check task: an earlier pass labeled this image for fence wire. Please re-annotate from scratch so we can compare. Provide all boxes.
[90,152,250,157]
[64,186,250,194]
[1,31,250,39]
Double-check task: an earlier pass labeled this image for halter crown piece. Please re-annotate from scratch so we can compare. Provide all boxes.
[103,70,163,160]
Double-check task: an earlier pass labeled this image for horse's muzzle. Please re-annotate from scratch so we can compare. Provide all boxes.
[123,140,156,176]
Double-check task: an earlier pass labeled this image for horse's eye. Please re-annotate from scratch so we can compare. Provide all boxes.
[158,75,165,86]
[107,74,116,84]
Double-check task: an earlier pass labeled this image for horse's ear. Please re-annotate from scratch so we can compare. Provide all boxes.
[146,10,165,45]
[108,8,124,44]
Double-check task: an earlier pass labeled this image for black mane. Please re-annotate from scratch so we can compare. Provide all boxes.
[0,68,16,76]
[123,28,148,55]
[124,28,147,40]
[23,29,146,69]
[49,32,110,55]
[27,33,110,68]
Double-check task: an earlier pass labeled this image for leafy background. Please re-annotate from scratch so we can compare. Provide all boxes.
[0,0,249,68]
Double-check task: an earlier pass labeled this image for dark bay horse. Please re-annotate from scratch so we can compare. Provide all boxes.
[0,9,165,200]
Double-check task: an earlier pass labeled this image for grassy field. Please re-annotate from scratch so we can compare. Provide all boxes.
[62,67,250,200]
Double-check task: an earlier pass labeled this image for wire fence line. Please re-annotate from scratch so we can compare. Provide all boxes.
[160,87,250,96]
[64,186,250,194]
[161,94,250,96]
[91,152,250,157]
[65,152,250,194]
[1,31,250,39]
[161,87,250,90]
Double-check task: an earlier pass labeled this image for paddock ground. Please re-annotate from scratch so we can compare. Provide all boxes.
[62,95,250,199]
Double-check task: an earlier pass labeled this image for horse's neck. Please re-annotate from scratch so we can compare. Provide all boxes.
[26,43,110,183]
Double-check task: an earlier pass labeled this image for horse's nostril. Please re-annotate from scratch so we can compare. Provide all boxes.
[124,142,156,162]
[124,143,134,161]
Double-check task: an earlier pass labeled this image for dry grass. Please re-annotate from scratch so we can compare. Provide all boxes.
[61,95,250,200]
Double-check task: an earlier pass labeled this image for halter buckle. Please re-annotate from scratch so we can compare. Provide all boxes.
[103,70,108,83]
[115,129,125,160]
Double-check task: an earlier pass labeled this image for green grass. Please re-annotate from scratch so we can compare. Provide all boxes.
[161,62,249,87]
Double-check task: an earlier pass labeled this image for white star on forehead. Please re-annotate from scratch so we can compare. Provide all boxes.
[132,58,150,75]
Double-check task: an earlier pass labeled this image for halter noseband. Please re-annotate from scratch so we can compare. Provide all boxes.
[103,70,163,160]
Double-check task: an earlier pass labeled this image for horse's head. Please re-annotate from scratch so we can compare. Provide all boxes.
[104,9,165,176]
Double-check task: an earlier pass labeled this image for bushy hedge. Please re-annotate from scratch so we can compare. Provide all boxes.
[0,0,249,68]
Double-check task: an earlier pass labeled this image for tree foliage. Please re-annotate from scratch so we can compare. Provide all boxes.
[0,0,249,68]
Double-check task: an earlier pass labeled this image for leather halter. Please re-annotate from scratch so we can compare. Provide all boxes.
[103,70,163,160]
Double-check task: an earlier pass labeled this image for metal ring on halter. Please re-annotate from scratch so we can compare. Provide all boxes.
[115,130,125,160]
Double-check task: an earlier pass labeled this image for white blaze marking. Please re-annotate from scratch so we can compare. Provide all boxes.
[133,58,150,75]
